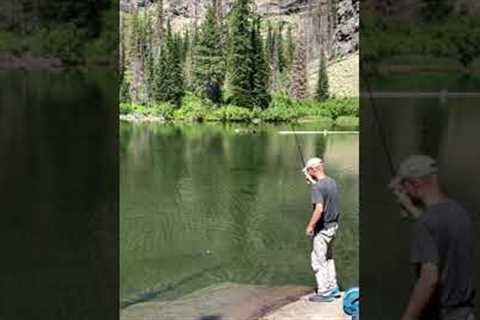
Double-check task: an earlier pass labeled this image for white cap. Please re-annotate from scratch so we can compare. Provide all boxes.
[303,157,323,172]
[396,154,438,180]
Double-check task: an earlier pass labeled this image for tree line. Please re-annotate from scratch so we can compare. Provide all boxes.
[0,0,117,65]
[120,0,330,109]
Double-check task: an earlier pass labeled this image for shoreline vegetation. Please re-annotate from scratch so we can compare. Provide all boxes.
[120,93,359,128]
[0,1,116,69]
[119,0,359,129]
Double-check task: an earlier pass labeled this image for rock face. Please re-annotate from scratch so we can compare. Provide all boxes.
[333,0,359,57]
[121,0,359,61]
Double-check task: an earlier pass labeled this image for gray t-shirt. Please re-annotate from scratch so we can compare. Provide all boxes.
[411,199,474,314]
[310,176,339,233]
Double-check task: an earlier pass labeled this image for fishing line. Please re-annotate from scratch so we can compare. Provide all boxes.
[291,122,307,168]
[363,65,396,176]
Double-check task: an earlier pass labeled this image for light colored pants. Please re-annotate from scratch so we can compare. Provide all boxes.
[311,223,338,294]
[440,307,475,320]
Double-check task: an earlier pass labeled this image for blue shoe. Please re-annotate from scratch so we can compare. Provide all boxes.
[308,294,335,303]
[322,287,341,299]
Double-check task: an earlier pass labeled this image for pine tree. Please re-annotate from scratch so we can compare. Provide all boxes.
[143,10,155,105]
[154,0,164,51]
[290,31,308,100]
[250,18,271,108]
[226,0,254,107]
[181,30,190,64]
[192,2,226,102]
[285,25,295,69]
[128,11,148,103]
[184,27,196,91]
[226,0,272,108]
[152,21,185,106]
[316,54,329,101]
[265,21,275,65]
[276,26,286,74]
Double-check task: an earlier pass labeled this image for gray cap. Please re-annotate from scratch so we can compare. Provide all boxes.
[396,154,438,179]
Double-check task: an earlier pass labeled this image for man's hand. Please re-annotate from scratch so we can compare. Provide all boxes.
[303,170,315,185]
[305,225,314,238]
[389,179,423,219]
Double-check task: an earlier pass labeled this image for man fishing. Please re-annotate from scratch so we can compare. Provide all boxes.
[390,155,475,320]
[303,157,341,302]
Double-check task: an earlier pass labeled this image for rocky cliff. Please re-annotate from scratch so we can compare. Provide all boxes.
[121,0,358,61]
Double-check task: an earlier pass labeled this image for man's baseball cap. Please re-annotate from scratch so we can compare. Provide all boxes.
[395,155,438,181]
[303,157,323,172]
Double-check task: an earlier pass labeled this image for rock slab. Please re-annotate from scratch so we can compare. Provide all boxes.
[120,282,312,320]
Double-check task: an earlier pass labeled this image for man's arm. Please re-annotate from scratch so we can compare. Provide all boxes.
[306,203,323,236]
[401,263,439,320]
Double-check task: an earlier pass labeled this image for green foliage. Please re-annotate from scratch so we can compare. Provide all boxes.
[285,26,295,69]
[276,26,286,74]
[226,0,255,107]
[84,9,118,66]
[335,116,359,128]
[119,95,359,124]
[209,106,253,122]
[362,16,480,71]
[443,17,480,69]
[226,0,270,108]
[0,31,21,53]
[41,23,86,64]
[261,93,299,121]
[265,23,287,91]
[192,4,226,101]
[174,94,213,121]
[151,21,185,106]
[181,30,190,64]
[265,22,275,66]
[120,102,175,120]
[250,19,271,109]
[296,100,332,118]
[321,98,359,119]
[269,93,295,109]
[316,56,329,101]
[260,106,299,122]
[151,103,176,120]
[1,1,114,64]
[120,102,134,115]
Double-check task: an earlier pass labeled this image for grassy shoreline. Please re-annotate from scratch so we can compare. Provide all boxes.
[120,94,359,128]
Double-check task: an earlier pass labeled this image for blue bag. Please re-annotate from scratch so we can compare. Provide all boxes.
[343,287,360,316]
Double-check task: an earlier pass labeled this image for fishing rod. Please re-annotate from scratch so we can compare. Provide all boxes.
[363,68,395,176]
[291,122,316,184]
[364,63,412,218]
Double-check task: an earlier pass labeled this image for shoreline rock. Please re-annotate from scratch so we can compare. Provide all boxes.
[120,282,312,320]
[0,53,63,71]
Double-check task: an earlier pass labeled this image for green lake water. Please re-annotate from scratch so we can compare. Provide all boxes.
[120,122,359,306]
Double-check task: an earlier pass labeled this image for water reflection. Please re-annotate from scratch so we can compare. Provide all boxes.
[0,70,117,319]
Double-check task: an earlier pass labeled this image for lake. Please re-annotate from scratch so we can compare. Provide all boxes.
[0,70,117,319]
[120,122,359,306]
